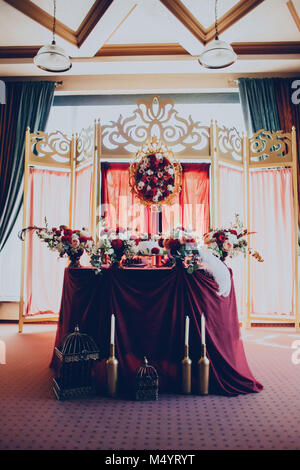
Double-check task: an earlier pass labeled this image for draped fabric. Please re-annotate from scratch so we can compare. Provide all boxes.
[25,168,70,316]
[101,163,152,234]
[238,78,280,134]
[73,164,93,267]
[249,168,295,316]
[101,162,210,236]
[238,78,300,226]
[273,78,300,227]
[51,265,263,397]
[218,165,245,320]
[238,77,298,318]
[0,81,55,251]
[162,163,210,235]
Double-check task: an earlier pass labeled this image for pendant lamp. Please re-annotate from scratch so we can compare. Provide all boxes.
[198,0,237,69]
[34,0,72,73]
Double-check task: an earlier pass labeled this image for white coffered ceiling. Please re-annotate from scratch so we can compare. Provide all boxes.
[0,0,299,81]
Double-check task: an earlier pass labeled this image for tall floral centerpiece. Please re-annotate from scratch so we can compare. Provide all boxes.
[87,224,136,272]
[203,214,264,263]
[162,226,202,273]
[19,219,94,268]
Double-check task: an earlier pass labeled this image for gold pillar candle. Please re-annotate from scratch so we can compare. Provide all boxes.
[106,343,118,397]
[182,344,192,394]
[198,343,210,395]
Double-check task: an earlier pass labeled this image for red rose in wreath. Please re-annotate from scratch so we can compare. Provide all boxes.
[111,239,124,251]
[158,237,164,248]
[135,153,177,204]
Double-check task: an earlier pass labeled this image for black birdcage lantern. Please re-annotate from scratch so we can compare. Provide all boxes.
[53,325,100,400]
[135,357,159,401]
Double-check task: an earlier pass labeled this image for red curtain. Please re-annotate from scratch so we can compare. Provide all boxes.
[101,163,157,234]
[101,162,210,235]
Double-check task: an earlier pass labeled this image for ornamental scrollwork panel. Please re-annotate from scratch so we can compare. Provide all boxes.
[216,125,243,163]
[101,95,210,156]
[29,131,71,165]
[76,126,95,165]
[249,129,292,164]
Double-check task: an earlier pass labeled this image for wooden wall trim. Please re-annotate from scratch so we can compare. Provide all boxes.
[1,42,299,59]
[95,43,189,56]
[232,41,300,55]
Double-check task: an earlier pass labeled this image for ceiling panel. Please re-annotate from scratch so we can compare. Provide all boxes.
[221,0,300,42]
[106,0,180,44]
[181,0,239,29]
[0,1,52,45]
[31,0,96,31]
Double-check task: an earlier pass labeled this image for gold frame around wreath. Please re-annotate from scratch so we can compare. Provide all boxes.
[129,137,182,209]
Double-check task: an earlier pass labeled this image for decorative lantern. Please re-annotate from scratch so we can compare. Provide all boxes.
[135,357,159,401]
[53,325,100,400]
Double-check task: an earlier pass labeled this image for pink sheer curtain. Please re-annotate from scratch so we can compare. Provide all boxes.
[25,168,70,316]
[250,168,295,316]
[73,165,93,266]
[218,165,245,320]
[73,164,93,231]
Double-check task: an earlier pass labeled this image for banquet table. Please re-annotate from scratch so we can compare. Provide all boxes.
[50,264,263,397]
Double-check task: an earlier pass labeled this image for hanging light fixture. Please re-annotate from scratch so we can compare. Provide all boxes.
[34,0,72,73]
[198,0,237,69]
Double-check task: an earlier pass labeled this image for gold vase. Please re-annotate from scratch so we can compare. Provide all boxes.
[182,344,192,394]
[198,343,209,395]
[106,343,118,397]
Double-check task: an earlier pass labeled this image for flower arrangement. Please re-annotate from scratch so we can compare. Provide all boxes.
[203,214,264,263]
[129,137,182,208]
[162,226,202,273]
[19,218,94,268]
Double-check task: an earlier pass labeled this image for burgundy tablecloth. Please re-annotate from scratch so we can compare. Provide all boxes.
[50,264,263,397]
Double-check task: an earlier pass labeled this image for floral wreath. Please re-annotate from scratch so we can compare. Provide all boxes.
[129,137,182,208]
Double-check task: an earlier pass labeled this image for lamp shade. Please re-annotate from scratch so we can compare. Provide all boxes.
[34,42,72,73]
[198,38,237,69]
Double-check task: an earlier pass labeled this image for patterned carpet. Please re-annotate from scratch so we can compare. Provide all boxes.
[0,323,299,450]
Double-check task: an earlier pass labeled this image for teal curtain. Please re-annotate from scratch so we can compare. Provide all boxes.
[238,78,281,134]
[0,81,55,251]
